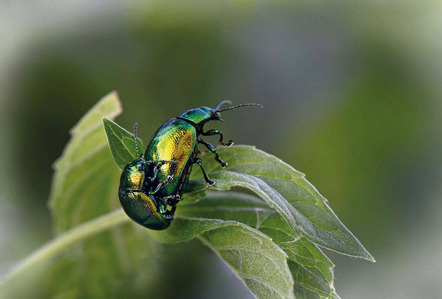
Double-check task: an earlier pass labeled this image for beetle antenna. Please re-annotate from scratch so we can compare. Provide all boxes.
[133,123,140,159]
[215,100,232,111]
[216,103,263,113]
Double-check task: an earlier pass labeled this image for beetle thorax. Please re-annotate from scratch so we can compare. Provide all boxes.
[177,107,219,126]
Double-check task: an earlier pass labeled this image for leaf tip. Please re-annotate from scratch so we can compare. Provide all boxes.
[102,117,111,126]
[362,251,376,263]
[108,89,119,97]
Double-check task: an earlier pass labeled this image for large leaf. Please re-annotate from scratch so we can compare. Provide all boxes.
[188,146,374,261]
[100,118,370,263]
[2,94,373,299]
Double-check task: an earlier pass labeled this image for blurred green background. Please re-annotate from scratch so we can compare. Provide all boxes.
[1,1,441,298]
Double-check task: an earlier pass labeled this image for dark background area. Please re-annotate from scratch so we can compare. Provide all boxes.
[1,1,441,297]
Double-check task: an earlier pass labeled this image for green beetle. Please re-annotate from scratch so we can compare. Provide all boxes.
[118,135,178,230]
[119,101,262,230]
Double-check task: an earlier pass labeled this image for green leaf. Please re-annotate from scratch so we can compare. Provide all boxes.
[103,118,144,170]
[176,192,338,298]
[189,145,375,262]
[47,92,159,298]
[0,210,128,289]
[153,217,294,299]
[2,95,373,299]
[50,91,122,231]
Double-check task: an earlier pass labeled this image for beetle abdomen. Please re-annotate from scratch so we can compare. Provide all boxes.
[119,191,172,230]
[144,119,197,197]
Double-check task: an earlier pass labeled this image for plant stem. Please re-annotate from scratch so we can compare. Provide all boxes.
[0,209,128,285]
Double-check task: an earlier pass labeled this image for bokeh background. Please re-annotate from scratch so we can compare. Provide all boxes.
[1,1,441,298]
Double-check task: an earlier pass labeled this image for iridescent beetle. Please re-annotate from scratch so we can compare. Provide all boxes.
[118,146,178,230]
[118,101,263,230]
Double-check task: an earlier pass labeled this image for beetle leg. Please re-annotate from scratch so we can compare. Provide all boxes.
[147,160,178,182]
[159,201,168,214]
[149,175,173,195]
[163,194,181,207]
[148,164,160,182]
[198,138,228,168]
[195,157,215,186]
[202,129,234,147]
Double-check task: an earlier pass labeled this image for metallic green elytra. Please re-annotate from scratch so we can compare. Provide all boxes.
[118,101,263,230]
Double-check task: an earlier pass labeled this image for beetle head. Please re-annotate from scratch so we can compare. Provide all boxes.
[119,159,146,191]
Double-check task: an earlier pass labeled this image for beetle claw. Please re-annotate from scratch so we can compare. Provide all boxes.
[219,140,234,147]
